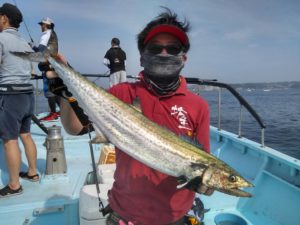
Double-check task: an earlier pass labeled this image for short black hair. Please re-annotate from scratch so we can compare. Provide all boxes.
[0,3,23,28]
[111,37,120,45]
[137,7,190,53]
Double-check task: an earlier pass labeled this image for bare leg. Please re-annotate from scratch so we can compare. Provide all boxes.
[19,133,37,177]
[3,139,21,190]
[60,98,84,135]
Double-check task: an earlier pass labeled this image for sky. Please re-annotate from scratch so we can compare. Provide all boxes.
[4,0,300,83]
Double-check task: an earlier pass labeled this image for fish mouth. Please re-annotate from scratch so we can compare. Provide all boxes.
[218,187,252,198]
[219,179,254,197]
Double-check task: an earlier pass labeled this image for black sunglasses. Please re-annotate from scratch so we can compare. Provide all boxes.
[146,44,183,55]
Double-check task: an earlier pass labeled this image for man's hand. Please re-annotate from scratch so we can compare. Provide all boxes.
[48,77,74,101]
[185,176,214,196]
[28,41,35,48]
[38,62,52,72]
[31,73,42,80]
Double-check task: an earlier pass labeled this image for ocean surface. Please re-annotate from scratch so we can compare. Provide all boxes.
[34,84,300,160]
[199,87,300,160]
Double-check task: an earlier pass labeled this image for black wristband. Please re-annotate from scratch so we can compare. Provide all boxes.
[48,77,74,101]
[69,101,90,126]
[69,100,94,135]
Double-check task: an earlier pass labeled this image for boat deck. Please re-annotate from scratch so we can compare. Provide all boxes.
[0,118,100,225]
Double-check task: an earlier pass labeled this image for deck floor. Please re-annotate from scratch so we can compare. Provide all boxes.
[0,118,101,225]
[1,118,299,225]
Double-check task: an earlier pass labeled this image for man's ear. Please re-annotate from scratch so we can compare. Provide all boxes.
[183,54,187,62]
[140,55,145,67]
[2,14,9,24]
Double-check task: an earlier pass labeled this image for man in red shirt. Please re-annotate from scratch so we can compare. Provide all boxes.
[49,8,213,225]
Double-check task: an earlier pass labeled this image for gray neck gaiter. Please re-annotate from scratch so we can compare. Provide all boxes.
[141,53,185,78]
[141,53,185,95]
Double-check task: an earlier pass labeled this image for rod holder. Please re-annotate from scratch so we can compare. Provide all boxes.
[45,125,67,175]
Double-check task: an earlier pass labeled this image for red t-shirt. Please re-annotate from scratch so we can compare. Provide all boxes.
[108,73,210,225]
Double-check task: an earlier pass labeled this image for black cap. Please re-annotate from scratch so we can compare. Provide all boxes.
[111,37,120,45]
[0,3,23,26]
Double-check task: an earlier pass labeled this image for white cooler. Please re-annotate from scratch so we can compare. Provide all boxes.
[79,164,116,225]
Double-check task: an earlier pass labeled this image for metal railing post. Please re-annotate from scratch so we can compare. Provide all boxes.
[238,105,243,138]
[261,128,265,147]
[217,88,222,131]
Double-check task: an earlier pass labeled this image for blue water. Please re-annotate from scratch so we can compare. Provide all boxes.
[200,88,300,160]
[34,86,300,160]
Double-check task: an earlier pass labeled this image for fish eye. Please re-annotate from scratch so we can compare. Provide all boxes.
[228,175,237,182]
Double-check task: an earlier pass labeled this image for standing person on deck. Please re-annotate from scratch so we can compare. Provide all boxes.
[48,8,213,225]
[104,37,127,87]
[35,17,60,121]
[0,3,39,197]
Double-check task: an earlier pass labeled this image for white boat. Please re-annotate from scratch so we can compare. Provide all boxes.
[0,78,299,225]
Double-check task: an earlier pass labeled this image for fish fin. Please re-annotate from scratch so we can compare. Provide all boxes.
[183,176,202,191]
[130,105,142,113]
[91,127,109,144]
[178,135,204,150]
[10,50,49,62]
[190,197,210,221]
[176,175,188,189]
[190,162,207,171]
[176,162,208,191]
[131,97,142,113]
[91,135,109,144]
[177,182,188,189]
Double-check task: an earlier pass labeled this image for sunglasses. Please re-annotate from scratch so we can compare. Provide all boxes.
[146,44,183,55]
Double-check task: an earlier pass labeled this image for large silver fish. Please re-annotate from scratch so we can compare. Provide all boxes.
[12,50,253,197]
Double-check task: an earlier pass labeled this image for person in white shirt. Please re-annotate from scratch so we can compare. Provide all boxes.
[35,17,60,121]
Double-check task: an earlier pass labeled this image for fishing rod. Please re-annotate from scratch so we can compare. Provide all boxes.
[12,0,35,43]
[87,127,105,215]
[82,74,138,80]
[31,115,48,134]
[91,70,110,83]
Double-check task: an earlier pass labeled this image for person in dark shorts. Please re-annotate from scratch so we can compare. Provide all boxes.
[0,3,39,197]
[104,37,127,87]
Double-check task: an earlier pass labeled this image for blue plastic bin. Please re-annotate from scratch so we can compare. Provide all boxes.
[214,213,248,225]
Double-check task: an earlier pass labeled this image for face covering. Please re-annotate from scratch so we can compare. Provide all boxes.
[141,53,185,78]
[141,53,185,95]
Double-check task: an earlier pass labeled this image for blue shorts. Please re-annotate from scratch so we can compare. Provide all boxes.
[0,93,35,140]
[42,75,55,98]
